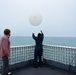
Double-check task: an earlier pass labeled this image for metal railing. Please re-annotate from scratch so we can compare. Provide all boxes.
[0,44,76,72]
[43,44,76,66]
[0,45,35,71]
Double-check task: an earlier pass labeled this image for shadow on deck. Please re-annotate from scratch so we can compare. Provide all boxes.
[11,65,76,75]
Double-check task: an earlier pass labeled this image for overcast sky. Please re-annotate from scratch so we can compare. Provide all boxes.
[0,0,76,37]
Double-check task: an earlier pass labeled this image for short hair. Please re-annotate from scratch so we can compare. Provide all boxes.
[38,33,41,37]
[4,29,11,35]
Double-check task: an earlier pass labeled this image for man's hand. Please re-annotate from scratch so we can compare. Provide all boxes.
[8,57,11,60]
[32,33,34,34]
[40,30,42,33]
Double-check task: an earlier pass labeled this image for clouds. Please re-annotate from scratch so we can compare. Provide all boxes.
[0,0,76,36]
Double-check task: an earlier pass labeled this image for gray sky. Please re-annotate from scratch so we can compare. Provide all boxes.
[0,0,76,37]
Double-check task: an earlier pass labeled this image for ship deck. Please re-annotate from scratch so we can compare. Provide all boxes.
[11,65,75,75]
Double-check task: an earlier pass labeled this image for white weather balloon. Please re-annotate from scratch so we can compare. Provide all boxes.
[29,13,42,26]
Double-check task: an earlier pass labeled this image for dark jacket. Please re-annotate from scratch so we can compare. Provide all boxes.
[32,32,44,56]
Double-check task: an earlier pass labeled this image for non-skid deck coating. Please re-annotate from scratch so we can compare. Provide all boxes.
[10,66,75,75]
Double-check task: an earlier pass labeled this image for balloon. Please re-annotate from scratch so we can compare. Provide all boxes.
[29,13,42,26]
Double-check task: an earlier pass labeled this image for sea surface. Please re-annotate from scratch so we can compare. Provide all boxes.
[10,36,76,47]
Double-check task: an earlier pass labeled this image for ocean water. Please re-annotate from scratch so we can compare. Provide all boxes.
[10,36,76,47]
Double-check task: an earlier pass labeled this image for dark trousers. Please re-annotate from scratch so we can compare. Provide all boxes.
[1,56,9,75]
[34,54,42,66]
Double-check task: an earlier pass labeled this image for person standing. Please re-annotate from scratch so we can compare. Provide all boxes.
[0,29,11,75]
[32,31,44,68]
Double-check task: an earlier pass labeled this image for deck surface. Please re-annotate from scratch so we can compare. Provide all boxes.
[10,66,76,75]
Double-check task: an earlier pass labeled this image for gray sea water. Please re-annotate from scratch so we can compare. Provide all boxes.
[10,36,76,47]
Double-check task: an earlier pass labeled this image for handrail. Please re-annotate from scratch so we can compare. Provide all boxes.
[0,44,76,72]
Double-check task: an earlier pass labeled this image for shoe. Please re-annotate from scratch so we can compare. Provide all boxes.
[39,64,42,67]
[33,65,38,68]
[8,72,11,75]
